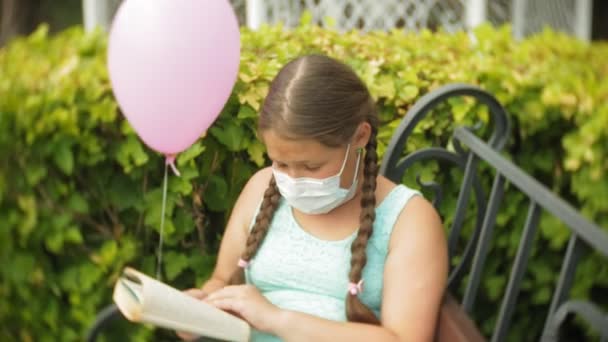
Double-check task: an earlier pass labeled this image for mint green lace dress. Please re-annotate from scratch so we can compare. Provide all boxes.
[245,185,420,341]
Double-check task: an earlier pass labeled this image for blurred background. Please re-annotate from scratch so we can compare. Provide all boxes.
[1,0,607,45]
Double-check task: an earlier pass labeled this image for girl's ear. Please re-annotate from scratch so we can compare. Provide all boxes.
[353,122,372,149]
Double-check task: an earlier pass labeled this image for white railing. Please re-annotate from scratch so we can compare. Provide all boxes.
[246,0,474,33]
[81,0,592,41]
[82,0,122,32]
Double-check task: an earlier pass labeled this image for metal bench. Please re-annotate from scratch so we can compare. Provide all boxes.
[86,83,608,341]
[380,83,608,342]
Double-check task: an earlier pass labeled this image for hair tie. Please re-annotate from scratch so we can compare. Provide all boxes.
[237,258,250,268]
[348,279,364,295]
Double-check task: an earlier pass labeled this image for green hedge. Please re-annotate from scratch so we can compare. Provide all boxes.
[1,16,607,341]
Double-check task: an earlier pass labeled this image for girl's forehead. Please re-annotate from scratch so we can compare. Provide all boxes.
[262,130,340,162]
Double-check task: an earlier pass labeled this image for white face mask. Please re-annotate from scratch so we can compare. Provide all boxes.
[272,144,362,215]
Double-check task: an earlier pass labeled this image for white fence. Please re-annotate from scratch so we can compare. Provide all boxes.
[82,0,593,41]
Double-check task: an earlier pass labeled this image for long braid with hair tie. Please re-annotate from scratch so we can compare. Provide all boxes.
[345,125,380,324]
[228,176,281,285]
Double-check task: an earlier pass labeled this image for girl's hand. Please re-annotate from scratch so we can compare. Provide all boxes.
[206,284,283,334]
[176,288,207,341]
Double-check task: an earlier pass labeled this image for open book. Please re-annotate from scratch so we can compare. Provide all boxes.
[113,267,250,342]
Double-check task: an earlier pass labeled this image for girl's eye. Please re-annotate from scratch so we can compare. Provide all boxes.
[274,162,288,169]
[304,165,321,171]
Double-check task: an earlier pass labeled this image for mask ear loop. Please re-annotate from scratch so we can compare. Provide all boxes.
[351,146,364,183]
[336,144,352,176]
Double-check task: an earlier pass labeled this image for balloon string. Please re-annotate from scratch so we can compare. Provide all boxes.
[156,162,169,280]
[165,155,181,177]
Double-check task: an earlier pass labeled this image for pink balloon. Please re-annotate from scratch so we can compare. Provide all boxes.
[107,0,240,155]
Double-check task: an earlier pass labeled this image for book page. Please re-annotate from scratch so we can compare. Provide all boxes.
[114,268,250,342]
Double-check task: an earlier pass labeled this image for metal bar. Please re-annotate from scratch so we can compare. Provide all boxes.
[491,201,541,342]
[541,235,585,339]
[543,300,608,340]
[454,127,608,257]
[462,174,505,313]
[85,304,122,342]
[448,153,477,259]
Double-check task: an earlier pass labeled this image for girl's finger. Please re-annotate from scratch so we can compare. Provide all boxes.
[208,298,238,313]
[183,288,207,300]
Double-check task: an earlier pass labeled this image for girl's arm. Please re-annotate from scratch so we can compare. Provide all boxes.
[201,167,274,291]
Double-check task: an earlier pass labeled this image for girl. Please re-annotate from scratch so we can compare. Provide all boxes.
[180,54,447,341]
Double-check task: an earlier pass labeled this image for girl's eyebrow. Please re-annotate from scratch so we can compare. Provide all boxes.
[268,154,325,165]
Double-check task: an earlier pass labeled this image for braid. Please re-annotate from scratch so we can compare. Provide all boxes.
[345,125,380,324]
[228,176,281,285]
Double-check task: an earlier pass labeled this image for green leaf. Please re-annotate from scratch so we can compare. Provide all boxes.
[42,301,59,331]
[67,193,89,214]
[169,176,193,196]
[116,135,149,172]
[237,105,258,120]
[90,97,117,122]
[399,85,419,102]
[144,188,175,229]
[164,251,190,281]
[531,286,552,305]
[98,240,118,266]
[45,231,64,253]
[210,121,248,152]
[5,253,36,284]
[371,75,395,99]
[64,226,83,244]
[485,276,506,300]
[53,140,74,175]
[204,175,229,211]
[539,214,569,250]
[177,142,206,166]
[179,166,199,181]
[16,195,37,240]
[323,16,336,28]
[108,176,142,211]
[300,10,313,25]
[448,97,472,123]
[173,209,196,236]
[77,262,104,292]
[27,24,49,44]
[247,139,266,167]
[25,164,47,186]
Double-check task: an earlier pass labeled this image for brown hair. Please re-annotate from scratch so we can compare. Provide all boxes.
[229,54,380,324]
